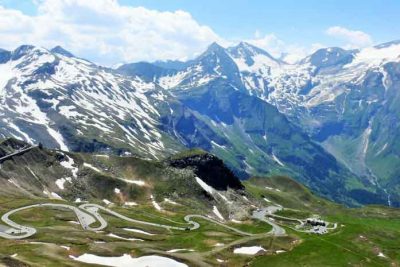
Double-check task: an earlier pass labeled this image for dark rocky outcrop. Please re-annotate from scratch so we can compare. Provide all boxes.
[168,151,244,191]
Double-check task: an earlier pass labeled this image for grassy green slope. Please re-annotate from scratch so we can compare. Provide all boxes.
[1,141,399,266]
[244,176,400,267]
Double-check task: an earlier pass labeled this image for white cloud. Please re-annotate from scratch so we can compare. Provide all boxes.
[246,32,324,63]
[0,2,373,66]
[247,33,286,56]
[0,0,223,65]
[326,26,372,49]
[283,43,325,64]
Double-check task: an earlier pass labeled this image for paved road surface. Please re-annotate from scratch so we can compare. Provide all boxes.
[251,206,287,236]
[0,145,38,163]
[0,203,262,240]
[1,201,336,240]
[0,203,97,239]
[184,215,252,236]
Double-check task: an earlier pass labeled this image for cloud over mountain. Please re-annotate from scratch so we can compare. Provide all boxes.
[326,26,373,49]
[0,0,223,65]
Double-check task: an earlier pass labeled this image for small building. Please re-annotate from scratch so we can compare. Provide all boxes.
[306,218,326,227]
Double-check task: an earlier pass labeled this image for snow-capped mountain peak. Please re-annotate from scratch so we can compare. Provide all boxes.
[302,47,355,71]
[0,44,176,157]
[156,42,242,89]
[230,42,281,62]
[201,42,226,55]
[348,41,400,67]
[227,42,284,73]
[50,46,75,58]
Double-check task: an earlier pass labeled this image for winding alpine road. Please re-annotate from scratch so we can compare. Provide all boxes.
[0,203,285,240]
[0,145,38,163]
[251,207,286,236]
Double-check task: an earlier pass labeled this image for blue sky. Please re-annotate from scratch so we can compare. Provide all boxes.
[118,0,400,44]
[0,0,399,65]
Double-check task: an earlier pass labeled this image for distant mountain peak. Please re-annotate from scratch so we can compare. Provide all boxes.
[50,45,74,58]
[196,42,235,66]
[231,41,277,59]
[11,45,38,60]
[196,42,241,77]
[0,48,11,63]
[208,41,224,49]
[237,41,263,52]
[14,44,36,52]
[236,41,252,50]
[227,41,283,70]
[303,46,355,69]
[374,40,400,49]
[203,42,226,55]
[152,59,187,71]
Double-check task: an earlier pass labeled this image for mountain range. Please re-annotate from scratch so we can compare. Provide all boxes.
[1,40,400,207]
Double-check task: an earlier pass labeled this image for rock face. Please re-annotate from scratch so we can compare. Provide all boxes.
[168,152,244,191]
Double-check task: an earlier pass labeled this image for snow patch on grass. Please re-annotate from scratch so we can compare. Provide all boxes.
[167,248,195,253]
[272,153,285,167]
[195,177,214,195]
[233,246,266,255]
[50,192,63,200]
[70,254,188,267]
[164,198,179,205]
[378,252,387,258]
[123,228,155,236]
[151,195,162,211]
[124,202,138,206]
[103,199,112,205]
[55,177,72,190]
[212,206,224,221]
[118,178,146,186]
[107,233,143,241]
[60,155,78,178]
